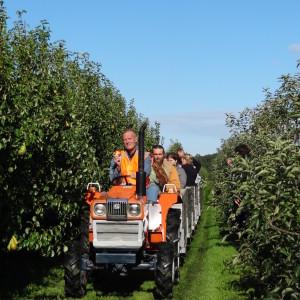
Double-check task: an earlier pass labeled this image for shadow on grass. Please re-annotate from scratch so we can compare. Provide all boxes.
[91,269,155,297]
[229,274,262,299]
[0,249,159,299]
[0,250,63,299]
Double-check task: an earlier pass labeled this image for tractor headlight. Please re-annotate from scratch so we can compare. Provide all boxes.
[94,203,106,216]
[128,204,141,216]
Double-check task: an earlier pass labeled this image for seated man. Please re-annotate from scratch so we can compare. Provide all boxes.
[110,128,151,185]
[147,145,180,203]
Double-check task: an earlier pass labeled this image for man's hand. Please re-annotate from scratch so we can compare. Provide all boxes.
[130,172,136,179]
[113,155,121,165]
[113,152,121,168]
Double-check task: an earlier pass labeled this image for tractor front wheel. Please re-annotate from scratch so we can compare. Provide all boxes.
[154,242,175,299]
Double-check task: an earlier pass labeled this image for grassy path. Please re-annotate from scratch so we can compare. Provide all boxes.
[173,183,247,300]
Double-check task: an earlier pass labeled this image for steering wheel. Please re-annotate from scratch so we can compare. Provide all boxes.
[112,175,132,186]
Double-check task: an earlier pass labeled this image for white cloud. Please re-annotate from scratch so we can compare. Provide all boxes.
[288,44,300,54]
[149,110,233,155]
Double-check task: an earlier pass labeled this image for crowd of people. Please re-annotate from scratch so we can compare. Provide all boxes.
[109,128,201,202]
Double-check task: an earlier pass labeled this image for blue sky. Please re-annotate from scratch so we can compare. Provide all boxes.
[5,1,300,155]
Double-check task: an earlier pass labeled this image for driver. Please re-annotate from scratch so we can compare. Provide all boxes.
[109,128,151,185]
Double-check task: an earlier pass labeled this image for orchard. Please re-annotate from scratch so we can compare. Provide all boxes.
[211,72,300,298]
[0,2,160,257]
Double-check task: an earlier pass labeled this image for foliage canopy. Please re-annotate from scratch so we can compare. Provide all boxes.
[211,73,300,299]
[0,3,161,256]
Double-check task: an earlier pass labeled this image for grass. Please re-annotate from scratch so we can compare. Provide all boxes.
[1,183,247,299]
[173,182,247,300]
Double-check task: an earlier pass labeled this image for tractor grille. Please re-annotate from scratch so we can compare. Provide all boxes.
[106,198,127,220]
[95,221,140,242]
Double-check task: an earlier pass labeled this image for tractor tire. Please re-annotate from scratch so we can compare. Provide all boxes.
[166,209,181,285]
[154,242,175,299]
[64,241,86,298]
[174,240,180,285]
[81,208,90,256]
[80,208,91,284]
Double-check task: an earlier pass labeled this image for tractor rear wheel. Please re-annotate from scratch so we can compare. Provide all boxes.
[80,208,91,285]
[81,209,90,256]
[64,241,86,298]
[154,242,174,299]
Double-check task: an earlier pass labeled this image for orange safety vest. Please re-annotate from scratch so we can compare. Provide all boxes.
[120,149,149,185]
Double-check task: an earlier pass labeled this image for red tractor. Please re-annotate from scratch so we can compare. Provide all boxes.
[64,124,201,299]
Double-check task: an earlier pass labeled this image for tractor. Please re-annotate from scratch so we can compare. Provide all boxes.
[64,124,196,299]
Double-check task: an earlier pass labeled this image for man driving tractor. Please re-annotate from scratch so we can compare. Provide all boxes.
[109,128,151,185]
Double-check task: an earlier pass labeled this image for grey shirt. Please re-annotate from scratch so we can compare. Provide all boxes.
[176,165,187,189]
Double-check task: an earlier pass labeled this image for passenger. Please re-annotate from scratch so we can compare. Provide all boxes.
[167,152,187,189]
[234,144,252,163]
[181,154,199,187]
[177,148,184,166]
[227,157,232,167]
[110,128,151,185]
[147,145,180,203]
[177,148,201,173]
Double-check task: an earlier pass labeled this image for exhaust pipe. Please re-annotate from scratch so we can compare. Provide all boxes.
[136,123,147,196]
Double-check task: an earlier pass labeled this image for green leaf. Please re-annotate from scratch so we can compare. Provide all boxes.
[280,248,288,256]
[294,265,300,278]
[246,288,255,295]
[256,169,269,176]
[221,234,230,243]
[289,113,300,119]
[287,173,295,179]
[232,255,240,266]
[282,288,295,297]
[15,129,21,137]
